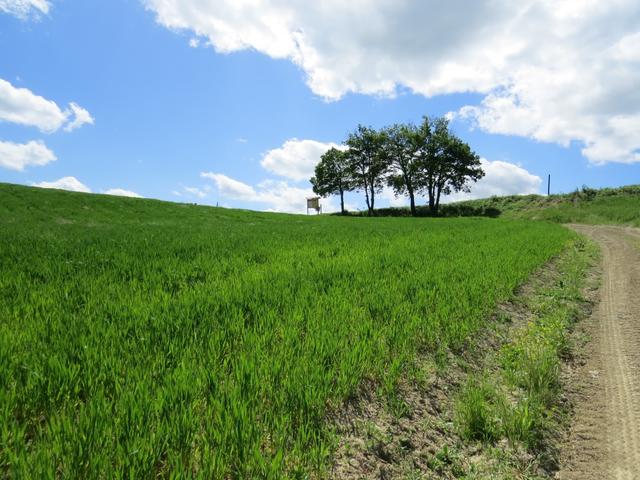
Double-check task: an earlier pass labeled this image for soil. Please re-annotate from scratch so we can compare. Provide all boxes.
[557,225,640,479]
[328,246,577,479]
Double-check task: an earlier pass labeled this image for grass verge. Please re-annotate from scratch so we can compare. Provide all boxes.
[329,235,598,479]
[348,184,640,228]
[455,235,599,477]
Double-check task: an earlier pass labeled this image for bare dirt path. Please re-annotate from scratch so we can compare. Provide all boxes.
[558,225,640,479]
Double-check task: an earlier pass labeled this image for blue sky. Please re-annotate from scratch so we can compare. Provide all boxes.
[1,0,638,213]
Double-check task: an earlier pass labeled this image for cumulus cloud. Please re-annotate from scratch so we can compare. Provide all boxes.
[204,137,344,211]
[183,186,209,198]
[201,172,336,213]
[0,139,56,171]
[0,78,93,133]
[143,0,520,99]
[32,176,91,193]
[0,0,49,19]
[63,103,95,132]
[103,188,143,198]
[379,187,409,208]
[443,159,541,203]
[254,179,325,213]
[0,79,67,133]
[145,0,640,164]
[261,138,342,181]
[201,172,257,199]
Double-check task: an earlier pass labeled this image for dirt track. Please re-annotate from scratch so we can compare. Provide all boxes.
[558,225,640,479]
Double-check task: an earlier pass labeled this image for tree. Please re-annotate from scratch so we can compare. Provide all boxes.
[310,147,352,214]
[345,125,389,215]
[385,123,422,216]
[414,116,484,215]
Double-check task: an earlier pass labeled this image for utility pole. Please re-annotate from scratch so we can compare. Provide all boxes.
[547,174,551,196]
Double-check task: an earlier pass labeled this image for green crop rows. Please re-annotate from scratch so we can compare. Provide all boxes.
[0,184,573,478]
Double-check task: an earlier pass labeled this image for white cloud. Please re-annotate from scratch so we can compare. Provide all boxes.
[0,78,93,133]
[379,187,409,208]
[143,0,516,100]
[103,188,143,198]
[199,137,339,211]
[145,0,640,164]
[0,139,56,171]
[0,0,49,19]
[255,179,326,213]
[443,159,541,203]
[0,78,67,133]
[261,138,342,181]
[33,176,91,193]
[201,172,337,213]
[201,172,257,199]
[183,186,208,198]
[63,103,94,132]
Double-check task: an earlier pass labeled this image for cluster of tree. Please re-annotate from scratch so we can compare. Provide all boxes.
[310,116,484,216]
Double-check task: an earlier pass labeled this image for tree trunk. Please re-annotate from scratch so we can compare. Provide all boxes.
[404,175,416,216]
[435,186,442,215]
[409,189,416,216]
[362,171,371,214]
[428,185,436,215]
[369,185,375,215]
[403,173,417,217]
[339,188,345,215]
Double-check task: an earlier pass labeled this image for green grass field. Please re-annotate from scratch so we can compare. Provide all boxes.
[446,184,640,226]
[0,183,574,478]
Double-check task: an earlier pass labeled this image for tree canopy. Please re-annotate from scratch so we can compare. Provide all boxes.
[414,116,484,214]
[385,123,422,216]
[310,116,484,216]
[345,125,389,216]
[310,147,351,215]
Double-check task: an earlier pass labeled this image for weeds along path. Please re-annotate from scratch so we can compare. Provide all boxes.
[559,225,640,479]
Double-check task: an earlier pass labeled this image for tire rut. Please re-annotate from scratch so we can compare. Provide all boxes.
[558,225,640,479]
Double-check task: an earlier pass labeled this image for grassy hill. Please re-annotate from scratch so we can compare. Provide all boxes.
[356,184,640,226]
[0,182,576,477]
[447,184,640,226]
